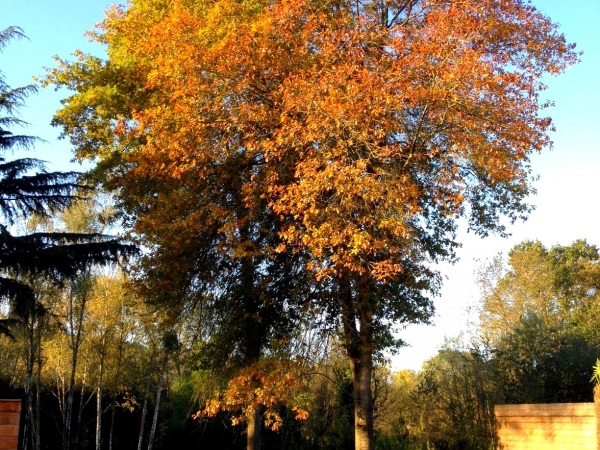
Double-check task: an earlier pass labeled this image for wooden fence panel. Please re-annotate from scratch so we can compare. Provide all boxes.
[0,401,21,450]
[495,403,597,450]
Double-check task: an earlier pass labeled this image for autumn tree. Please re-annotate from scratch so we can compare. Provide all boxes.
[47,1,577,449]
[48,3,315,448]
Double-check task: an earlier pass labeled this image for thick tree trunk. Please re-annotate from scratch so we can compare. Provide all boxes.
[340,277,375,450]
[246,406,262,450]
[350,353,374,450]
[238,237,264,450]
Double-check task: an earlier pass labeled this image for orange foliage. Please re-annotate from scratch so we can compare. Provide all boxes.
[197,358,308,430]
[77,0,578,283]
[47,0,578,440]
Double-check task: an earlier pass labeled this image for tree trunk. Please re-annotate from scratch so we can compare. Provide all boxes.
[147,353,167,450]
[73,364,90,450]
[136,373,151,450]
[246,406,262,450]
[96,359,104,450]
[63,370,75,450]
[22,315,35,450]
[340,276,375,450]
[109,326,125,450]
[34,325,43,450]
[108,393,117,450]
[237,240,264,450]
[350,352,374,450]
[63,280,88,450]
[107,373,120,450]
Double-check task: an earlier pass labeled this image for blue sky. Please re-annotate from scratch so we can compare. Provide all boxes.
[398,0,600,370]
[2,0,600,370]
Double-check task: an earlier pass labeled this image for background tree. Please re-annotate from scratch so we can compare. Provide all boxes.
[478,239,600,404]
[372,369,418,450]
[414,344,497,450]
[1,27,136,450]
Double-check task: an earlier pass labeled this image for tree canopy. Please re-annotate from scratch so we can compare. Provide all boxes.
[46,1,578,448]
[1,27,133,327]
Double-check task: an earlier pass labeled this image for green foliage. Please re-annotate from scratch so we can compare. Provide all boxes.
[414,345,497,450]
[298,352,355,450]
[0,28,137,338]
[479,239,600,404]
[493,316,599,403]
[374,435,412,450]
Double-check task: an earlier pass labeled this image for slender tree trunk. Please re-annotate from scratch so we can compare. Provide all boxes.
[108,394,117,450]
[34,369,41,450]
[73,363,88,450]
[137,372,152,450]
[56,371,66,427]
[22,316,35,450]
[63,345,78,450]
[34,323,43,450]
[22,368,33,450]
[96,359,104,450]
[108,364,122,450]
[109,323,125,450]
[147,353,167,450]
[63,280,88,450]
[340,277,375,450]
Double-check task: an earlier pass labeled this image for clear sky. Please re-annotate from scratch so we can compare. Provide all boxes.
[2,0,599,371]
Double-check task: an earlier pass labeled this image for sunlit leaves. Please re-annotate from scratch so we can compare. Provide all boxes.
[49,0,578,283]
[47,2,577,444]
[199,358,308,430]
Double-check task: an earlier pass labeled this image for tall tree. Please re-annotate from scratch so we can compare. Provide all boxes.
[0,26,136,450]
[46,1,577,449]
[49,4,314,447]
